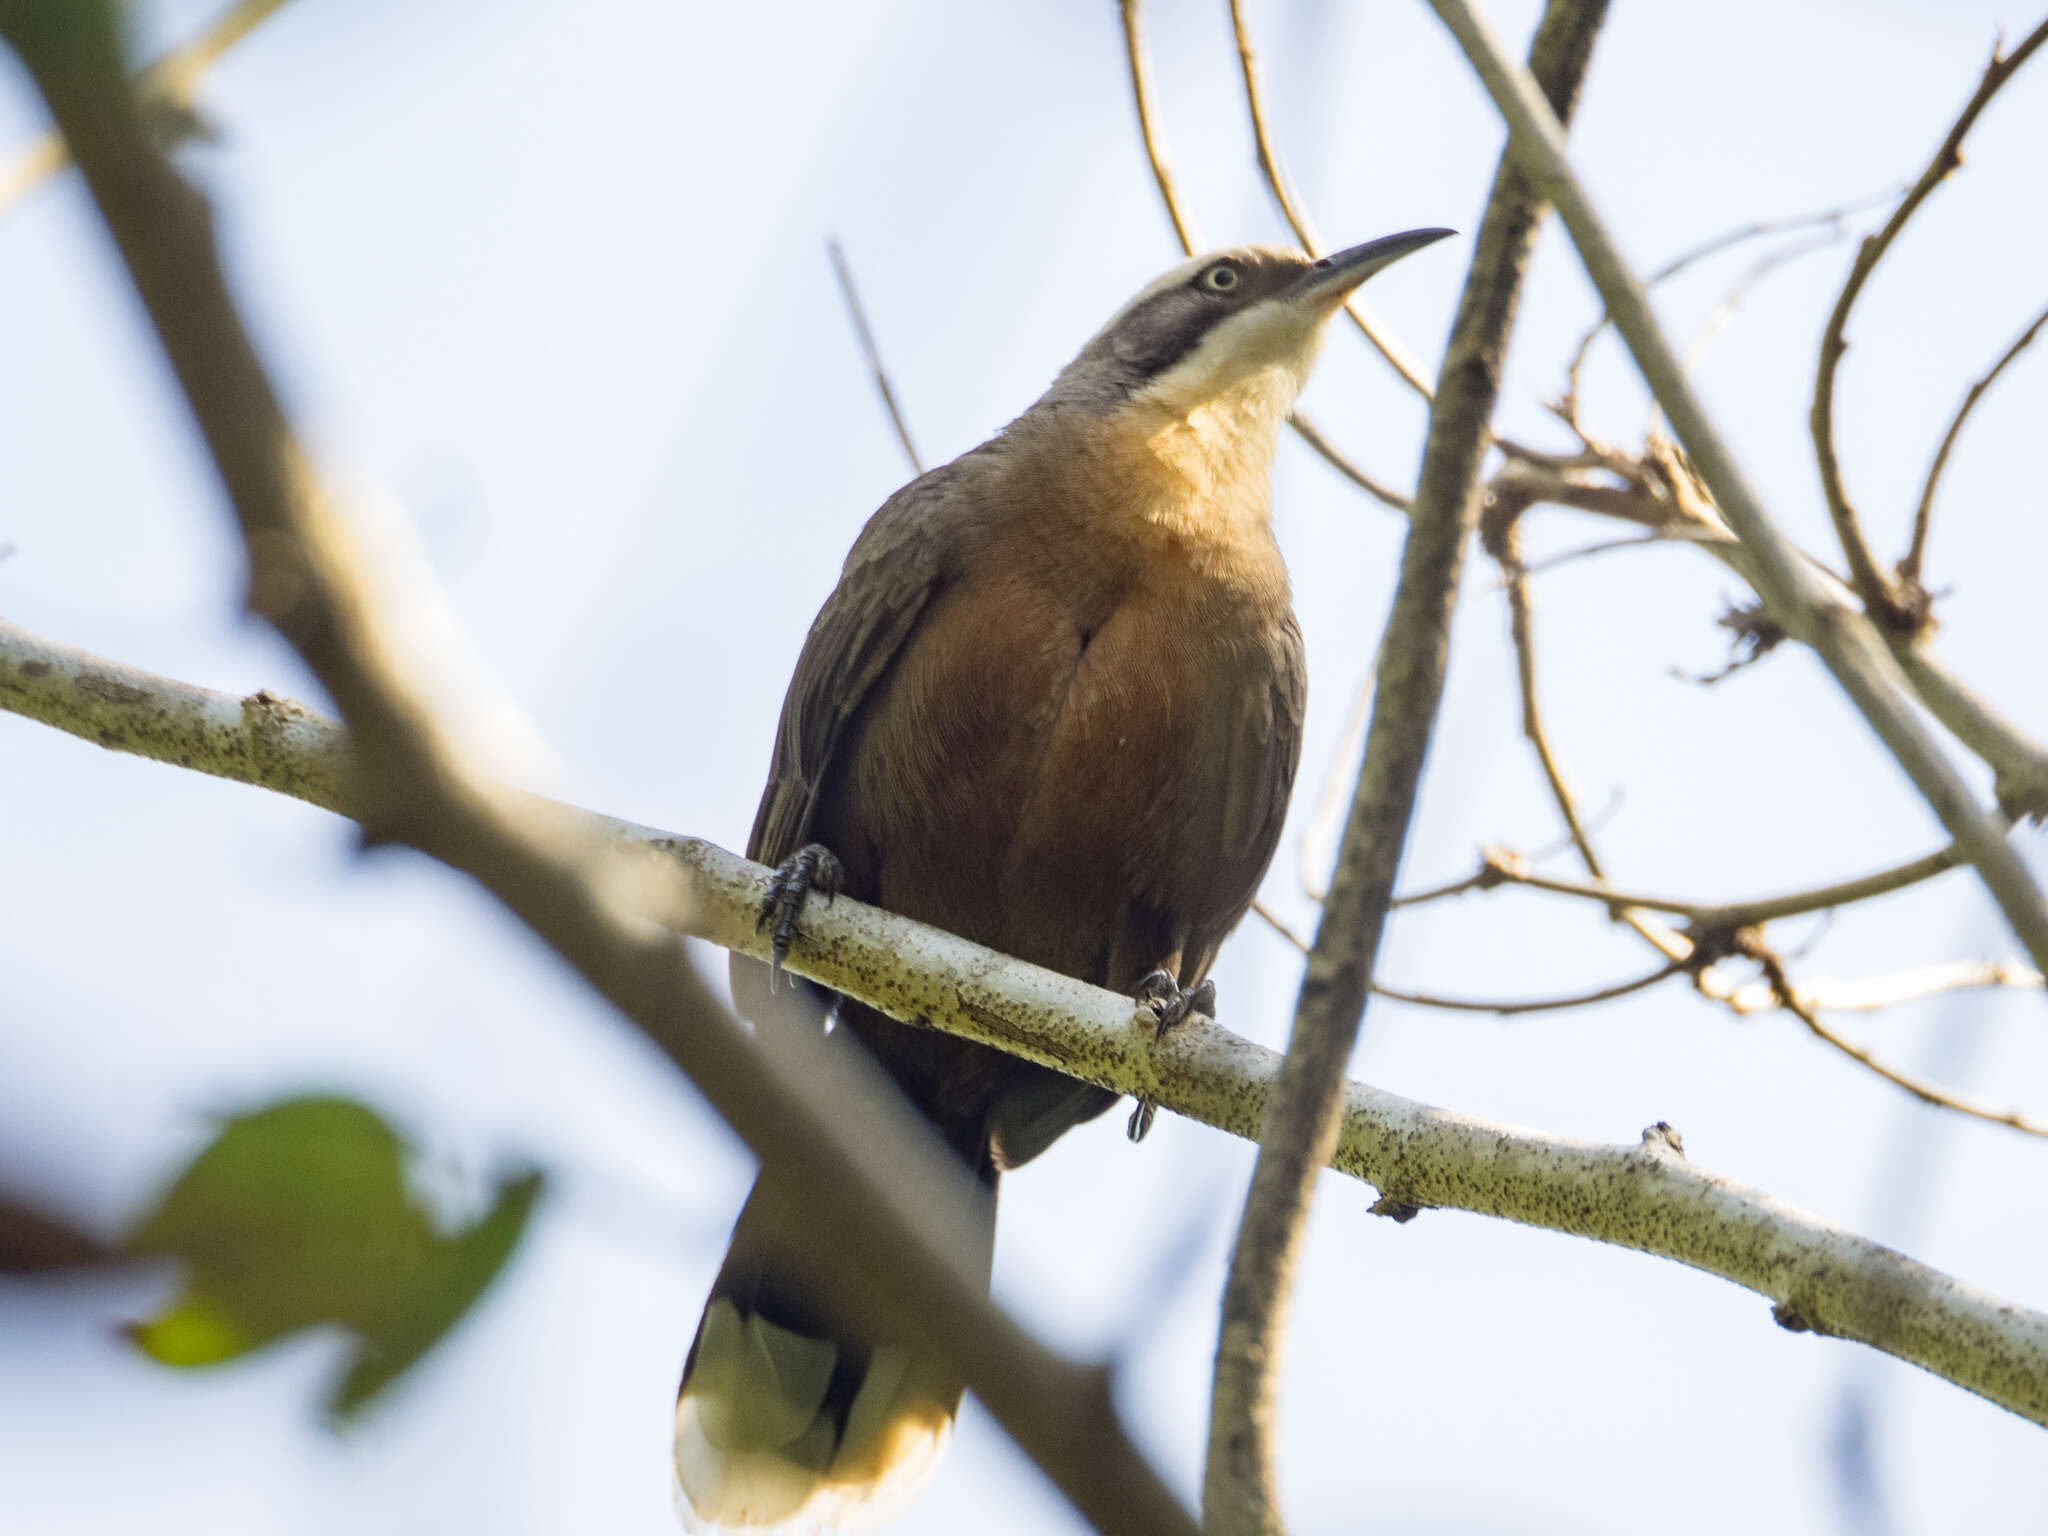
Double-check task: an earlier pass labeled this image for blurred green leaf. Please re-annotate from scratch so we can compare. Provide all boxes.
[127,1287,252,1365]
[126,1096,542,1417]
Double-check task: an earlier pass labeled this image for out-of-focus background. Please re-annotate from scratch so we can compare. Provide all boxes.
[4,0,2046,1530]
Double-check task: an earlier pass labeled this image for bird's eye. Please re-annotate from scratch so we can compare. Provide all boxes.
[1201,264,1240,293]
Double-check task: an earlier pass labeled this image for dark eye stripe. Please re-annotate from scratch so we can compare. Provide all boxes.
[1122,295,1236,378]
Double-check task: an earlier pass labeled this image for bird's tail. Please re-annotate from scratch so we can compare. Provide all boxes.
[674,1127,998,1533]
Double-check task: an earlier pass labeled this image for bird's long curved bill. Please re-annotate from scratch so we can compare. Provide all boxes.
[1288,227,1456,309]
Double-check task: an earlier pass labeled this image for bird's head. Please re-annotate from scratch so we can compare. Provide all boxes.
[1047,229,1454,432]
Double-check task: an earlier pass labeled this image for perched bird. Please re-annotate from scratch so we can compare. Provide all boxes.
[675,229,1452,1533]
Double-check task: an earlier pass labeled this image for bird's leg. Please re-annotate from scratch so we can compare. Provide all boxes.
[756,843,845,991]
[1125,971,1218,1142]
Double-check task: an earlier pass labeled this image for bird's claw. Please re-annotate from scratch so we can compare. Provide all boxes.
[1132,969,1215,1040]
[1126,971,1217,1142]
[757,843,844,991]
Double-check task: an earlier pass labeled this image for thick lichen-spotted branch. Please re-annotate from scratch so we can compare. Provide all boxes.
[4,619,2047,1430]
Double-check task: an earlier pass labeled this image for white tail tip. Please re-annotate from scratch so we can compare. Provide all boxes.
[674,1300,955,1533]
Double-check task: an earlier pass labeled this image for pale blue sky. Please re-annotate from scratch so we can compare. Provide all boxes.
[3,1,2046,1532]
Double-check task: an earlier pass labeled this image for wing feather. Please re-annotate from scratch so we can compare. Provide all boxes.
[1183,609,1306,984]
[746,465,969,867]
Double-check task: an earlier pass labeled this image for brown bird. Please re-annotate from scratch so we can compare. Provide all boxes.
[674,229,1452,1532]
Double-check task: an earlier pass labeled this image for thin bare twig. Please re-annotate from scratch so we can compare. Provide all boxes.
[1811,18,2048,631]
[1204,5,1611,1532]
[826,238,923,474]
[1562,185,1900,410]
[1297,838,2030,1031]
[1250,898,1312,951]
[1750,948,2048,1139]
[1254,900,1683,1015]
[1485,506,1693,962]
[1426,0,2048,990]
[1296,670,1371,902]
[1425,838,1972,931]
[1902,296,2048,584]
[1118,0,1414,508]
[9,620,2048,1425]
[1374,963,1684,1016]
[1517,531,1690,576]
[1677,227,1853,378]
[1226,0,1434,399]
[1118,0,1200,254]
[1301,623,1622,905]
[1647,188,1906,289]
[1286,408,1412,512]
[1715,956,2042,1016]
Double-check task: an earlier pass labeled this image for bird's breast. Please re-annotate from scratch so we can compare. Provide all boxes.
[824,538,1288,985]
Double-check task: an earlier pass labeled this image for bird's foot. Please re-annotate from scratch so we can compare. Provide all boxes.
[756,843,844,991]
[1126,972,1217,1142]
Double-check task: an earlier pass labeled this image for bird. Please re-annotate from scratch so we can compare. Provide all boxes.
[674,228,1453,1533]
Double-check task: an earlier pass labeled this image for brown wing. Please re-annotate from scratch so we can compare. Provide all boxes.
[1180,607,1307,985]
[746,464,968,869]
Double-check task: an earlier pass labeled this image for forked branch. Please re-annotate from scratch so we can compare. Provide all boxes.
[1903,296,2048,585]
[1810,19,2048,630]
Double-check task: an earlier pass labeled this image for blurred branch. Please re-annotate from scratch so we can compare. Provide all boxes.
[0,1190,116,1272]
[1902,296,2048,585]
[1715,956,2042,1016]
[826,238,923,474]
[1890,645,2048,821]
[1810,19,2048,631]
[0,8,1195,1533]
[1649,189,1902,287]
[1295,671,1370,902]
[1425,0,2048,982]
[1562,185,1899,413]
[1676,226,1855,380]
[6,621,2048,1426]
[1118,0,1414,511]
[1745,946,2048,1138]
[1226,0,1434,399]
[1205,4,1610,1531]
[0,0,292,214]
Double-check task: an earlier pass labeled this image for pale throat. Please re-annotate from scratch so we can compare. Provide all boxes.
[1121,365,1300,545]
